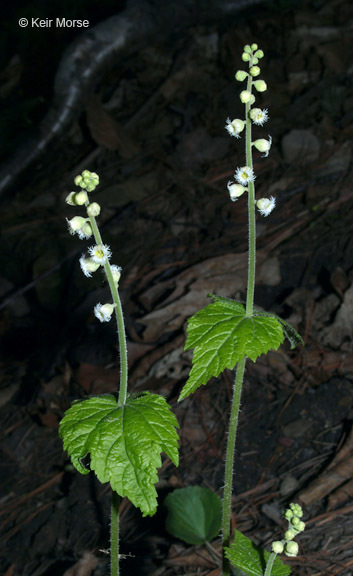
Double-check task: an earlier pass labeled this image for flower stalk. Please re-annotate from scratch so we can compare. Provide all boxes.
[66,170,128,575]
[222,43,273,575]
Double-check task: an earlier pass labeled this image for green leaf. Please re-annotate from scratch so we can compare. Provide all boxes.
[164,486,222,545]
[253,309,304,350]
[225,531,291,576]
[179,295,284,400]
[59,392,179,517]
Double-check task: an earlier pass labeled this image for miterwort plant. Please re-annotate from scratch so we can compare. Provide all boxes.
[60,171,179,576]
[178,43,304,576]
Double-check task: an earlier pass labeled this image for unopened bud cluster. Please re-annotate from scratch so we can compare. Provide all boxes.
[272,503,305,558]
[65,170,121,323]
[225,43,275,217]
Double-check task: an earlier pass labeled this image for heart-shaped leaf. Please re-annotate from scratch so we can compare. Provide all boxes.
[179,295,284,400]
[59,392,179,517]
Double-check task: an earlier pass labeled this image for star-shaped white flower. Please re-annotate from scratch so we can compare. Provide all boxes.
[88,244,112,264]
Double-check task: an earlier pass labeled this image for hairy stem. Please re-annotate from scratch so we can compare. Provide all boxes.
[86,208,129,575]
[111,492,120,576]
[222,357,246,576]
[222,64,257,575]
[245,73,255,317]
[86,209,128,404]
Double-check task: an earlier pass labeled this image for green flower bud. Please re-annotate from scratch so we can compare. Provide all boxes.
[291,516,300,527]
[285,541,299,558]
[285,529,295,541]
[250,65,261,77]
[290,503,303,517]
[272,541,284,554]
[85,183,96,192]
[87,202,101,217]
[240,90,252,103]
[242,52,250,62]
[235,70,248,81]
[75,191,88,205]
[253,80,267,92]
[74,175,83,187]
[297,521,305,532]
[284,509,294,520]
[251,43,258,51]
[252,57,259,65]
[243,44,252,53]
[255,49,264,59]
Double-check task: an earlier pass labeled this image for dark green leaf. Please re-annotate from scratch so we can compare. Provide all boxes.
[225,531,291,576]
[164,486,222,545]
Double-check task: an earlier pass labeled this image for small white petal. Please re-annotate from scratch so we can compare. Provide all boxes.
[235,166,255,185]
[256,196,276,216]
[94,303,115,323]
[88,244,112,264]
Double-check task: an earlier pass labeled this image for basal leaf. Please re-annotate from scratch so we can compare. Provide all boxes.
[225,530,291,576]
[179,295,284,400]
[164,486,222,545]
[59,392,179,517]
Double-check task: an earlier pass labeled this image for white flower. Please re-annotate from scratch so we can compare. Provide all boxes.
[110,265,122,285]
[77,222,93,239]
[235,166,255,186]
[249,107,269,126]
[256,196,276,216]
[94,302,115,323]
[227,181,247,201]
[225,118,245,138]
[79,255,100,277]
[67,216,87,235]
[253,135,272,157]
[88,244,112,264]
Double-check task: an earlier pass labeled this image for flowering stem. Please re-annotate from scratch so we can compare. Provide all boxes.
[222,50,258,576]
[85,202,128,576]
[86,208,128,405]
[245,73,256,317]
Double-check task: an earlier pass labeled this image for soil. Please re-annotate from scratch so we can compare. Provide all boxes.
[0,0,352,575]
